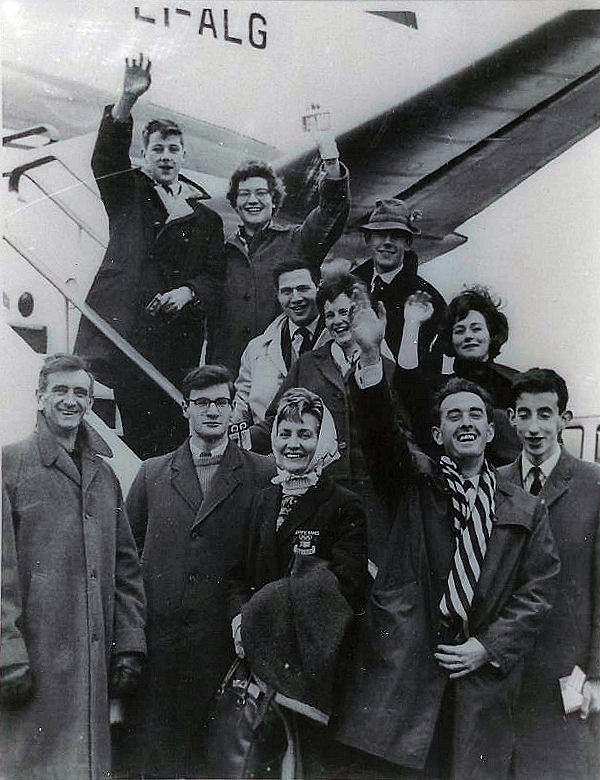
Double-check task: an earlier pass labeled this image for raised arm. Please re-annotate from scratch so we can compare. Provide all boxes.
[295,121,350,270]
[92,55,152,212]
[349,288,413,513]
[112,54,152,123]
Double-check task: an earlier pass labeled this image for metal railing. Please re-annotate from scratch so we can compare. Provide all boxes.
[6,155,107,247]
[4,232,183,406]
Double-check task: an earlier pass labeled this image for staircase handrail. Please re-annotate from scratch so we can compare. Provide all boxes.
[3,233,182,406]
[6,156,107,247]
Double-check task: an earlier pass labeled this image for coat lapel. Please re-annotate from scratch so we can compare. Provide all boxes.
[540,450,573,508]
[191,443,242,531]
[171,442,202,512]
[313,348,345,393]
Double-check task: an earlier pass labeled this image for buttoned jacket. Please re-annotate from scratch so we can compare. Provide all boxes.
[500,450,600,780]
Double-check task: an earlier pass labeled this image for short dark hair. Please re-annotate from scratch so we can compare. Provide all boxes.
[227,160,286,212]
[316,272,367,313]
[511,368,569,414]
[38,353,94,395]
[276,387,323,431]
[432,377,494,425]
[441,286,509,360]
[273,258,319,288]
[142,118,184,148]
[181,365,234,401]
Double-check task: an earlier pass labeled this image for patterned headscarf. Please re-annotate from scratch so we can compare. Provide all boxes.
[271,388,340,497]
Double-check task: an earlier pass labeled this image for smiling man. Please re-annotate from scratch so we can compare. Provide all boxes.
[122,365,273,778]
[231,259,330,426]
[333,295,560,780]
[353,198,446,373]
[1,354,146,780]
[500,368,600,780]
[210,132,350,372]
[75,54,225,460]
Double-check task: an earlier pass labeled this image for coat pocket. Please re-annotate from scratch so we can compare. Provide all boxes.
[367,580,422,661]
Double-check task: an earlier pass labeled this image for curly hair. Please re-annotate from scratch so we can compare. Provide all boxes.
[226,160,287,212]
[316,272,367,313]
[440,286,509,360]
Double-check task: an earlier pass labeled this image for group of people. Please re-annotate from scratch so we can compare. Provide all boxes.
[1,55,599,780]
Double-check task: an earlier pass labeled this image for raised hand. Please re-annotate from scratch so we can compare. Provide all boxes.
[350,286,387,365]
[404,291,434,325]
[123,53,152,98]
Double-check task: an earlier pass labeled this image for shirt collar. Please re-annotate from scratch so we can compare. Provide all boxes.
[521,445,561,483]
[189,436,228,459]
[330,341,359,375]
[289,316,320,340]
[372,265,404,286]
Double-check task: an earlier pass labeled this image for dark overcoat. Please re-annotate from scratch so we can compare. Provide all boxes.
[226,476,368,618]
[123,440,274,778]
[209,166,350,372]
[0,414,146,780]
[75,106,225,386]
[353,252,446,373]
[334,378,560,779]
[500,450,600,780]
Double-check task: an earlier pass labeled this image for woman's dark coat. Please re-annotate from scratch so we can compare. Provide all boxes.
[209,167,350,372]
[250,344,398,562]
[123,441,274,778]
[227,476,368,619]
[75,106,225,386]
[501,450,600,780]
[334,378,560,779]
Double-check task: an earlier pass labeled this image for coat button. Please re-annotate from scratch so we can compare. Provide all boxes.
[188,572,198,582]
[243,293,251,301]
[90,569,97,580]
[242,326,251,335]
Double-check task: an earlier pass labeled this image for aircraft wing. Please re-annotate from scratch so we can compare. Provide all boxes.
[277,10,600,264]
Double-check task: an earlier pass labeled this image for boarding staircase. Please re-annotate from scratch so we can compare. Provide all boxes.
[1,128,183,491]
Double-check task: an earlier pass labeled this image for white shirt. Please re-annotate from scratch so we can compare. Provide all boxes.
[521,447,562,492]
[371,266,403,289]
[289,317,320,361]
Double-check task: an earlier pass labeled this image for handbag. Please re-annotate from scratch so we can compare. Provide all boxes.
[205,658,298,779]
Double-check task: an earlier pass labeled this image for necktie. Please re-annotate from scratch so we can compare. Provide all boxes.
[529,466,543,496]
[294,326,311,357]
[372,276,387,298]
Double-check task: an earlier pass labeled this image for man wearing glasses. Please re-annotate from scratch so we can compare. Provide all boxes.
[121,365,273,778]
[210,134,350,373]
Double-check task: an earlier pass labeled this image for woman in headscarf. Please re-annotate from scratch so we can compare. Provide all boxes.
[226,387,368,777]
[251,272,399,565]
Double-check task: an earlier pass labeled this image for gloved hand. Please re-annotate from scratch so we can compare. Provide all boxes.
[0,663,33,708]
[109,653,145,698]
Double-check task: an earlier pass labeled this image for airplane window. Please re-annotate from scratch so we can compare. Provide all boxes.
[563,426,583,460]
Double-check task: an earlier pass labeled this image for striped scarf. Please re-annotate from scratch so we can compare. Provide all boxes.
[439,455,497,635]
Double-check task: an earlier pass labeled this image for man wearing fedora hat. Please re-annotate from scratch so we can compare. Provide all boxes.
[353,198,446,374]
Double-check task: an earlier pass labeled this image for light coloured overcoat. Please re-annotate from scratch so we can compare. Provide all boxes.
[1,414,146,780]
